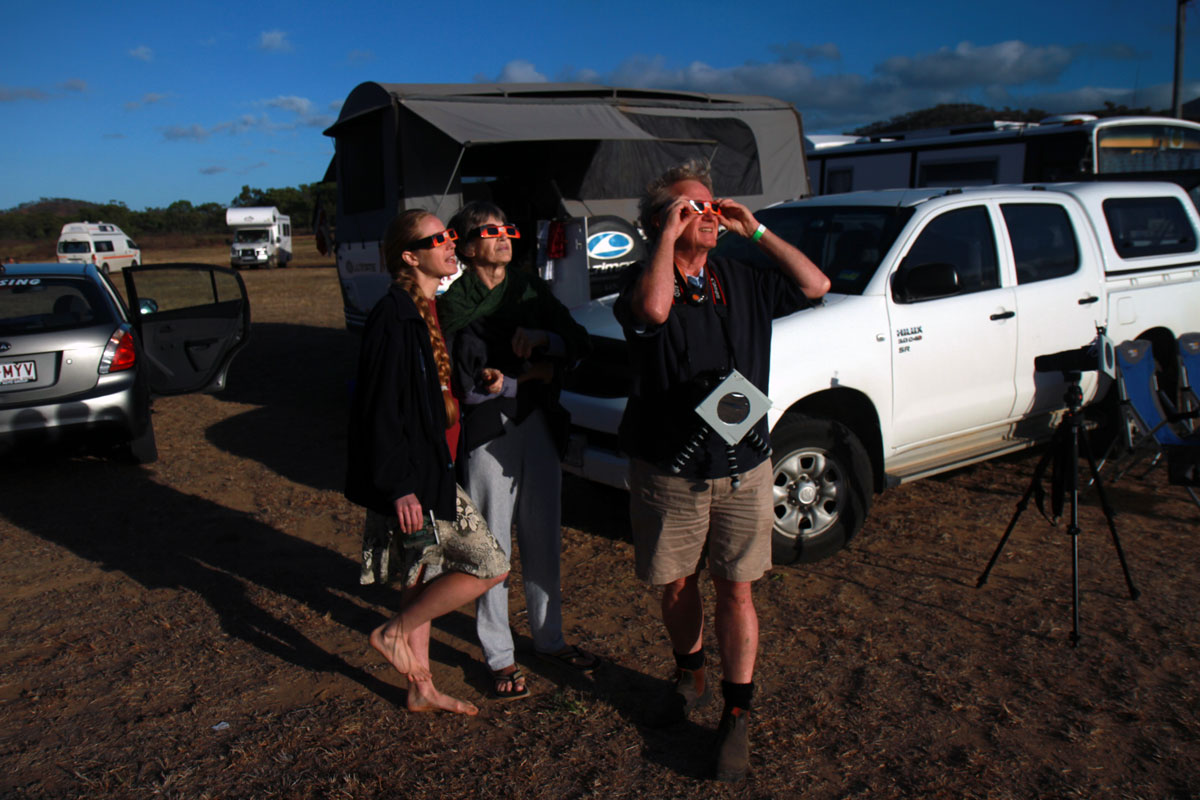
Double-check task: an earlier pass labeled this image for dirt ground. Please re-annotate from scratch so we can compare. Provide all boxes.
[2,237,1199,799]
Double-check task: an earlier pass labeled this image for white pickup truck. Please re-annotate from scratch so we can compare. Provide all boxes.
[558,181,1200,562]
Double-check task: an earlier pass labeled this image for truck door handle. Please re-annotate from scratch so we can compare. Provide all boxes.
[1078,296,1100,305]
[990,310,1015,320]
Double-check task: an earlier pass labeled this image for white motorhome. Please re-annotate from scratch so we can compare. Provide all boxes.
[56,222,141,274]
[226,207,292,269]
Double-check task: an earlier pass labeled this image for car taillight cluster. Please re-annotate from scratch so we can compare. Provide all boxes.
[547,221,567,260]
[99,325,137,374]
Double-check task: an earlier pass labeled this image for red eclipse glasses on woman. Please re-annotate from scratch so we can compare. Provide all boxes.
[685,200,723,216]
[406,229,458,250]
[469,223,521,240]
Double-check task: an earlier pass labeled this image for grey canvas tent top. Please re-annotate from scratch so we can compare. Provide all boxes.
[322,82,809,245]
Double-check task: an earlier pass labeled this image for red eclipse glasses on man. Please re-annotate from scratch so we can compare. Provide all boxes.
[407,229,458,250]
[469,223,521,240]
[685,200,722,216]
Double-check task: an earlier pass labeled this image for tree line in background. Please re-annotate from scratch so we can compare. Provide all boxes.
[0,183,336,242]
[850,101,1166,136]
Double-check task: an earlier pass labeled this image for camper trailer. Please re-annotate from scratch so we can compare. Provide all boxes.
[322,82,811,329]
[56,222,140,274]
[806,115,1200,205]
[226,207,292,269]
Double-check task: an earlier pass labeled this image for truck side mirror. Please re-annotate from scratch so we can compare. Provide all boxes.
[892,261,960,303]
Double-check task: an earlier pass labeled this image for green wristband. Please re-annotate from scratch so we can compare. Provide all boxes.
[752,223,767,241]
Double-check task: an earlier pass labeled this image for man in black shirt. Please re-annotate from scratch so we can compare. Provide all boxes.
[614,160,829,782]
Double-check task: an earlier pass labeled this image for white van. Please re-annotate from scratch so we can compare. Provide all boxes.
[226,207,292,268]
[56,222,141,274]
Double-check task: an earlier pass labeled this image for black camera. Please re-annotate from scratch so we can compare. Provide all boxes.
[1033,330,1115,379]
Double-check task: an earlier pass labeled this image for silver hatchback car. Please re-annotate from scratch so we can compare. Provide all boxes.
[0,262,250,463]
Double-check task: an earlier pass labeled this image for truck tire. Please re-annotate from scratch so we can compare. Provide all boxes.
[770,415,872,564]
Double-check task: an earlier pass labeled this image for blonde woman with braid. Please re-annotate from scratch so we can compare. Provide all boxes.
[345,209,509,715]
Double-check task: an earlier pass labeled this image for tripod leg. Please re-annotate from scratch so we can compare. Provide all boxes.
[978,445,1055,588]
[1080,430,1140,601]
[1068,418,1082,647]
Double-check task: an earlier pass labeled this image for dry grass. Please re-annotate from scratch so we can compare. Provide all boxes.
[1,238,1198,799]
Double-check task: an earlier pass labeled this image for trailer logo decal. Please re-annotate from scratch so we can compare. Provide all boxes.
[587,231,635,260]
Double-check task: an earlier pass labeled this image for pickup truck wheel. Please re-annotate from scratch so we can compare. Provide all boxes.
[770,416,872,564]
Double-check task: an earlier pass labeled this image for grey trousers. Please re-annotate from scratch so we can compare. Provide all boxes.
[466,409,567,671]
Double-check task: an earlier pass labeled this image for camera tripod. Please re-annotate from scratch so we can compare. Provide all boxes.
[976,371,1139,646]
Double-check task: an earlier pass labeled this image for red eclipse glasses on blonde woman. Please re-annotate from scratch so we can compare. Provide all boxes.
[468,223,521,240]
[406,229,458,250]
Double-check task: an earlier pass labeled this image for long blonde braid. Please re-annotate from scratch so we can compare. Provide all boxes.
[383,210,459,427]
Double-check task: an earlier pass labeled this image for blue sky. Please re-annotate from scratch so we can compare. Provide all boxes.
[3,0,1199,211]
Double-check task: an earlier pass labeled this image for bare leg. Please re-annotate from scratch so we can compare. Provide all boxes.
[712,575,757,683]
[371,571,508,701]
[661,572,704,655]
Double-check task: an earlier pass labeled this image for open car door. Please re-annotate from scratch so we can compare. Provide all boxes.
[121,263,250,395]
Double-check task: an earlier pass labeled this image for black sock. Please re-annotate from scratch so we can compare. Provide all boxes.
[673,648,705,671]
[721,680,754,711]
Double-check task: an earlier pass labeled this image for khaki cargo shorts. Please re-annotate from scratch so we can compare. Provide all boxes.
[628,457,774,584]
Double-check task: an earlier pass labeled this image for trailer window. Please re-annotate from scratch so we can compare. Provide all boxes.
[1001,204,1080,284]
[1102,196,1197,258]
[918,159,998,187]
[1097,124,1200,174]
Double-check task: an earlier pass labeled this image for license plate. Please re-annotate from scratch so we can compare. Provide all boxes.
[0,360,37,385]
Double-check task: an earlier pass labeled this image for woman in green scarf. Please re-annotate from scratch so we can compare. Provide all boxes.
[439,201,597,700]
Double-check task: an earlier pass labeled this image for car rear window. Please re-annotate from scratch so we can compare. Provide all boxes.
[58,240,92,254]
[0,277,116,335]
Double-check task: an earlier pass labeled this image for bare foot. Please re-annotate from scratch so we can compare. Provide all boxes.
[407,680,480,715]
[369,618,431,681]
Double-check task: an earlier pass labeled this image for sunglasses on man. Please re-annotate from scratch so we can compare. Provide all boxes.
[468,223,521,240]
[684,200,722,216]
[406,229,458,250]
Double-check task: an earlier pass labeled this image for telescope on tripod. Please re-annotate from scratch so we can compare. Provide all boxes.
[977,328,1138,647]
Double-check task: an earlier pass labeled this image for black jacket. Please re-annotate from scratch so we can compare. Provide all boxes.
[345,284,456,521]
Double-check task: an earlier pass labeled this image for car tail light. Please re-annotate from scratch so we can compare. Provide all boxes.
[547,221,567,260]
[99,325,137,373]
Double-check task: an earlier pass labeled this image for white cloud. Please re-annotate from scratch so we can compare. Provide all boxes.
[0,84,47,100]
[164,124,208,141]
[129,45,154,62]
[877,40,1074,89]
[497,60,547,83]
[0,86,48,102]
[263,95,314,115]
[259,30,292,53]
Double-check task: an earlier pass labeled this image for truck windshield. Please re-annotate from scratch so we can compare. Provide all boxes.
[234,230,269,244]
[714,205,913,295]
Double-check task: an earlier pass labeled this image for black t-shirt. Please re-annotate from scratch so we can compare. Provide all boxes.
[613,253,812,479]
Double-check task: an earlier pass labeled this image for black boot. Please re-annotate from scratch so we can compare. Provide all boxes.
[649,666,711,727]
[713,704,750,782]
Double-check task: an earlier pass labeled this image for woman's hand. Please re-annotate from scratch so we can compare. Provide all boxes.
[479,367,505,395]
[715,197,758,239]
[512,327,550,359]
[393,493,424,535]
